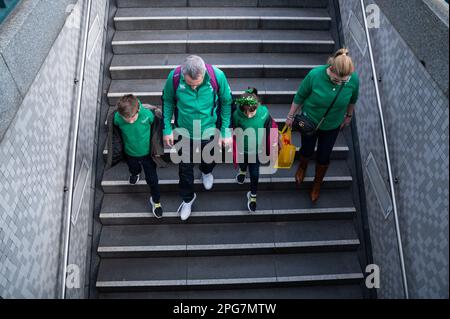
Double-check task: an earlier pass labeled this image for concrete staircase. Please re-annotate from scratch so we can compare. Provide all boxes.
[95,0,368,299]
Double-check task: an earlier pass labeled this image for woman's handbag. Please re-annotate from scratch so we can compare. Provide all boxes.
[275,125,297,169]
[293,83,345,136]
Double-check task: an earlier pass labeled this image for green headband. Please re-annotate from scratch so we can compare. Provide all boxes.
[235,96,259,107]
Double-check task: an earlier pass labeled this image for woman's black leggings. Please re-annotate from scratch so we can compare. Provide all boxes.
[299,127,340,165]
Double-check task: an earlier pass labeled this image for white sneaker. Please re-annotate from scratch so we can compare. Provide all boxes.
[177,193,197,221]
[201,172,214,190]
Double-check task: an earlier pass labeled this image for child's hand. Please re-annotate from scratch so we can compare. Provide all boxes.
[163,133,174,147]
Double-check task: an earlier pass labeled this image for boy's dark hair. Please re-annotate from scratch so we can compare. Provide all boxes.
[237,87,260,113]
[117,94,139,118]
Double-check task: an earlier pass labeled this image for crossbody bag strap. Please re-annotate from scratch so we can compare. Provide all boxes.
[316,83,346,130]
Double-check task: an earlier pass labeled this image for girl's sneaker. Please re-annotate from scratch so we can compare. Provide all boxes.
[129,174,140,185]
[236,170,246,184]
[150,197,163,219]
[247,191,257,213]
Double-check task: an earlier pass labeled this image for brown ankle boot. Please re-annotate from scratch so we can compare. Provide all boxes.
[310,164,329,202]
[295,156,309,185]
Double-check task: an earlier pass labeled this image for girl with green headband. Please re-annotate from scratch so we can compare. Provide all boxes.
[233,87,272,213]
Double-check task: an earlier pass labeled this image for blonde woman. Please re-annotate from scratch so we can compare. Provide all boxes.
[286,48,360,202]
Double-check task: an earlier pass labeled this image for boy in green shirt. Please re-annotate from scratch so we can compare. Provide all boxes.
[233,88,271,213]
[114,94,163,218]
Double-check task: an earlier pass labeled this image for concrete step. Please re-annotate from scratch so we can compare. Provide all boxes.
[163,128,348,159]
[98,219,360,257]
[99,284,363,299]
[96,251,363,292]
[158,132,348,161]
[99,283,362,299]
[101,158,353,193]
[109,53,328,79]
[99,188,356,225]
[114,7,331,31]
[107,77,303,105]
[257,0,329,8]
[105,103,334,125]
[116,0,329,9]
[111,29,335,55]
[103,104,349,160]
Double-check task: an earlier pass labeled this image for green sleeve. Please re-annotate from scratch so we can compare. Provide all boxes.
[148,108,155,124]
[215,67,233,138]
[350,73,360,104]
[232,109,239,128]
[162,70,175,136]
[293,71,313,105]
[261,106,270,122]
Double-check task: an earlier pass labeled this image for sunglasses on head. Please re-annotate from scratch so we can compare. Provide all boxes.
[335,51,349,57]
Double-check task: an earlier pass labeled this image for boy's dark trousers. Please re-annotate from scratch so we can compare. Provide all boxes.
[239,153,261,195]
[126,154,161,202]
[179,137,216,202]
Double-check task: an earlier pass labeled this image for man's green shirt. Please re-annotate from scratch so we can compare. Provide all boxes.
[162,66,233,140]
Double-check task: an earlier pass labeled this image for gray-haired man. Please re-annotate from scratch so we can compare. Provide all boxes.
[162,55,233,221]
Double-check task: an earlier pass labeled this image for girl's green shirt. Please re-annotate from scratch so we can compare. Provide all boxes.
[233,105,270,154]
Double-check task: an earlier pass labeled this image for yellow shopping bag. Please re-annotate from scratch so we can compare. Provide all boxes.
[275,125,297,169]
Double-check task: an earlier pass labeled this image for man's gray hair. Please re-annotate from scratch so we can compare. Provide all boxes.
[181,55,206,80]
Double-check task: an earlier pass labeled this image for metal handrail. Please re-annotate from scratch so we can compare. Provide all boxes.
[360,0,409,299]
[60,0,93,299]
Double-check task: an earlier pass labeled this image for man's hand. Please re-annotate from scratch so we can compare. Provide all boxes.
[163,133,174,147]
[219,136,233,148]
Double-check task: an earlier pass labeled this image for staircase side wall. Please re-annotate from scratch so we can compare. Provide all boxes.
[338,0,449,298]
[0,0,108,298]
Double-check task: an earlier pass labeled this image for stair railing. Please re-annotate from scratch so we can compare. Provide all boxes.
[60,0,93,299]
[360,0,409,299]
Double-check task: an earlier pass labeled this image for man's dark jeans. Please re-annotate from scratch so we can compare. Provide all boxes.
[126,154,161,202]
[178,137,216,202]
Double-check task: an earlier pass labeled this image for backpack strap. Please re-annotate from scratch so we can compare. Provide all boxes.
[171,64,221,129]
[172,66,182,97]
[173,64,219,93]
[205,64,219,93]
